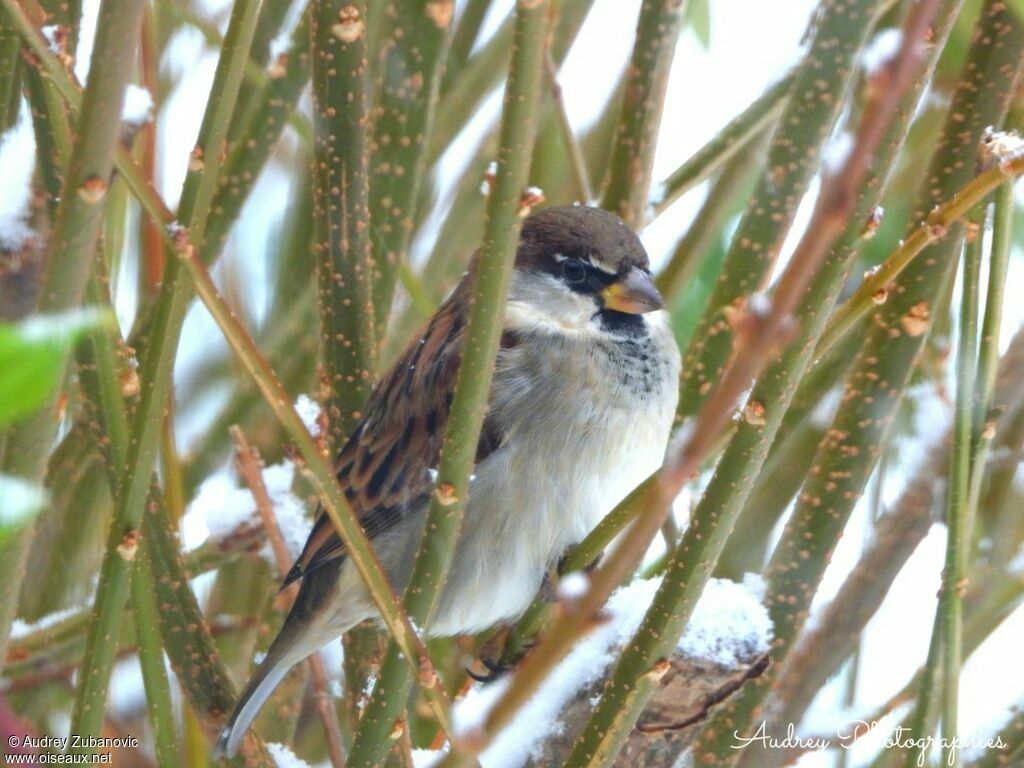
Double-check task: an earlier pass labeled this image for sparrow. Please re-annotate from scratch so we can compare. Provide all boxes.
[218,205,681,756]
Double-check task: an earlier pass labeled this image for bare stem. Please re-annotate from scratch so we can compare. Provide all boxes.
[312,0,377,441]
[599,0,687,227]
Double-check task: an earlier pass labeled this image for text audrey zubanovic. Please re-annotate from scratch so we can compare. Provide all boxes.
[5,734,140,764]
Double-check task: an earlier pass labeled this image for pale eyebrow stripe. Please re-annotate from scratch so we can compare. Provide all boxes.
[553,251,617,276]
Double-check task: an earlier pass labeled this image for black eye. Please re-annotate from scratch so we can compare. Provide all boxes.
[561,258,587,283]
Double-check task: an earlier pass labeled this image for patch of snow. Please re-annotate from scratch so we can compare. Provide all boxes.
[0,112,37,252]
[557,572,589,600]
[10,606,84,640]
[451,575,772,768]
[861,29,903,75]
[412,749,447,768]
[181,461,310,562]
[121,84,154,127]
[294,394,322,438]
[186,472,259,549]
[678,575,773,667]
[266,742,314,768]
[809,386,843,429]
[747,292,772,318]
[261,461,310,561]
[822,130,854,174]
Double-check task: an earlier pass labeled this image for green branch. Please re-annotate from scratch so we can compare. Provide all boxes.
[599,0,687,227]
[312,0,377,441]
[0,0,147,669]
[939,204,984,768]
[68,0,263,744]
[369,0,453,329]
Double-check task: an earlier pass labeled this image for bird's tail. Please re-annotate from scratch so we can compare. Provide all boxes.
[215,623,315,759]
[216,556,358,757]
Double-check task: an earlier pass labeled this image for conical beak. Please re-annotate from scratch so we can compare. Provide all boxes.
[600,267,664,314]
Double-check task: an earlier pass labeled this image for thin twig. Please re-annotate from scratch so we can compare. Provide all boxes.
[816,158,1024,358]
[230,427,346,768]
[650,73,790,218]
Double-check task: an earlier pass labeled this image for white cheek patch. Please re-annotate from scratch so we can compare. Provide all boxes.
[506,271,599,333]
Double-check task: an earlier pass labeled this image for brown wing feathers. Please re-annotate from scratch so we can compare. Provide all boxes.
[282,283,472,588]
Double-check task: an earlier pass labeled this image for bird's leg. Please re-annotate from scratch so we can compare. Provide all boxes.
[556,545,603,576]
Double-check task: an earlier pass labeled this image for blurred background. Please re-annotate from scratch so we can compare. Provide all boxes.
[2,0,1023,765]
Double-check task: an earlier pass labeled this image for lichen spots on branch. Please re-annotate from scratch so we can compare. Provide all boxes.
[425,0,454,29]
[518,186,545,216]
[332,5,364,43]
[116,530,140,561]
[188,145,205,172]
[77,176,108,204]
[743,400,767,427]
[900,301,931,337]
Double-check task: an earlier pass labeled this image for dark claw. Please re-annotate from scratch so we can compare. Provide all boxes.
[466,657,510,684]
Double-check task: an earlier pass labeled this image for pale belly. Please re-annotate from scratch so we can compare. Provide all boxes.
[428,409,672,636]
[428,321,680,636]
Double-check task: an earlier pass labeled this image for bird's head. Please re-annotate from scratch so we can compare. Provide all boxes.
[508,205,664,336]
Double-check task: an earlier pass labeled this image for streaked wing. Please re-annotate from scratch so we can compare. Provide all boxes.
[283,276,504,588]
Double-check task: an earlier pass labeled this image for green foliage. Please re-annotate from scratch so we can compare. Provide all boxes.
[0,310,102,426]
